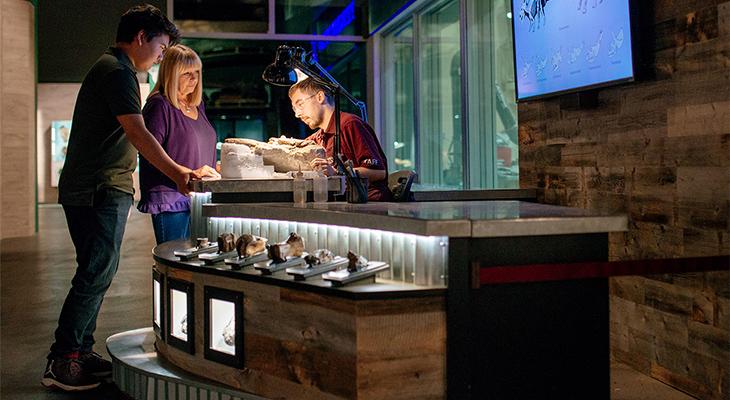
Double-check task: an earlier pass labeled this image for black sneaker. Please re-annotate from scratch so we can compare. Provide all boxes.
[78,351,113,378]
[41,357,101,392]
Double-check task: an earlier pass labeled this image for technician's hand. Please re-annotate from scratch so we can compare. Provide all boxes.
[310,158,336,176]
[296,139,315,147]
[193,165,221,180]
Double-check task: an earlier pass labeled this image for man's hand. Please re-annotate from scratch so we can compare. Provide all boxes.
[170,166,196,196]
[193,165,221,180]
[310,158,336,176]
[118,114,205,196]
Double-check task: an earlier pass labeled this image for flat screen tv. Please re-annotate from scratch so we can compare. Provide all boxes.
[511,0,634,101]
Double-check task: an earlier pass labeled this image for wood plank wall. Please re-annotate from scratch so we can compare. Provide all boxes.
[0,0,36,239]
[518,2,730,399]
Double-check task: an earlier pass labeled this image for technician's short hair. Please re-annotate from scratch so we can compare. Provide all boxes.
[288,78,333,104]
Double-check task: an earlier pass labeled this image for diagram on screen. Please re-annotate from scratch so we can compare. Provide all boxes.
[551,47,562,71]
[569,42,583,64]
[608,28,624,57]
[535,56,548,78]
[521,57,533,78]
[519,0,551,31]
[578,0,604,14]
[586,30,603,63]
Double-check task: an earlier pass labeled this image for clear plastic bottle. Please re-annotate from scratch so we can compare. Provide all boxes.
[292,171,306,204]
[312,172,328,203]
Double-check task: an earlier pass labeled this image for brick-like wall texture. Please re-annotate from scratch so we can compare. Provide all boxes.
[518,2,729,399]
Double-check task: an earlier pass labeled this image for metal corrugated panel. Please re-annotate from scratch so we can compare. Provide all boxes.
[208,216,448,286]
[114,362,252,400]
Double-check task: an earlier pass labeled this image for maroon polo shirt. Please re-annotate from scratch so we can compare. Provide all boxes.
[306,112,393,201]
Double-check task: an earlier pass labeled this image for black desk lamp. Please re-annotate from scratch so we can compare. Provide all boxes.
[262,45,369,202]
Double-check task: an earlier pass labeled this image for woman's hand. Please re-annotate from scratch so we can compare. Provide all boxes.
[193,165,221,180]
[310,158,336,176]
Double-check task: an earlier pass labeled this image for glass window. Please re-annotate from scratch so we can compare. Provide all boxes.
[383,22,415,171]
[275,0,364,36]
[465,0,519,188]
[173,0,269,33]
[181,38,366,145]
[369,0,413,35]
[380,0,518,189]
[419,0,462,189]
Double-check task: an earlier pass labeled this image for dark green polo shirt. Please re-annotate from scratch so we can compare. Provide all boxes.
[58,47,141,206]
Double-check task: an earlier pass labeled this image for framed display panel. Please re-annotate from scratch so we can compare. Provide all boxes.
[50,120,72,187]
[166,278,195,354]
[152,269,165,338]
[204,286,244,368]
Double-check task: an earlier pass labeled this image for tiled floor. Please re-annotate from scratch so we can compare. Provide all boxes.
[0,205,696,399]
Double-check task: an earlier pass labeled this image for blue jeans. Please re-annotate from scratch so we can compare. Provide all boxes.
[50,188,133,358]
[151,211,190,245]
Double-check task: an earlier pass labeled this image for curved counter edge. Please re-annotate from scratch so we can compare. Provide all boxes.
[201,200,628,238]
[154,239,446,300]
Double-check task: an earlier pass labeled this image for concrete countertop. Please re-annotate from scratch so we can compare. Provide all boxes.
[191,176,345,193]
[202,200,628,238]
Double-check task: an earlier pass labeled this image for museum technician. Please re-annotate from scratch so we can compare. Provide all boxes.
[44,5,204,393]
[289,78,393,201]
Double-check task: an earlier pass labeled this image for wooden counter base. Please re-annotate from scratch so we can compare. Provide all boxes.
[155,262,446,400]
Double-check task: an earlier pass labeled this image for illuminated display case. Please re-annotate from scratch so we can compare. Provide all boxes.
[147,187,626,399]
[167,278,195,354]
[152,269,164,338]
[204,286,244,368]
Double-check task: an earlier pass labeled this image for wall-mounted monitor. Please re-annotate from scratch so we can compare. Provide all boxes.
[511,0,634,101]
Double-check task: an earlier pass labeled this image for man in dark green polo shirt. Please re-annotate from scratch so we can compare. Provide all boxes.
[41,5,205,392]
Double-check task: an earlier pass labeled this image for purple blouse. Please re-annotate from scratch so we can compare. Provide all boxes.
[137,93,217,214]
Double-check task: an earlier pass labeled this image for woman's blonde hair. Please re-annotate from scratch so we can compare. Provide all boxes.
[150,44,203,109]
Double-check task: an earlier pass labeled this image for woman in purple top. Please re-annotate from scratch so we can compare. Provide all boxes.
[139,44,219,244]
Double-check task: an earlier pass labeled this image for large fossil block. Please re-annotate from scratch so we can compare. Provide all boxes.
[225,137,325,172]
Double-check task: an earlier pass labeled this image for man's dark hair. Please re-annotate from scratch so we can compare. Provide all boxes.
[116,4,180,45]
[289,78,333,103]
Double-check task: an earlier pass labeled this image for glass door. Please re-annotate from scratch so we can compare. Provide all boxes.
[383,22,415,172]
[379,0,518,189]
[418,0,462,189]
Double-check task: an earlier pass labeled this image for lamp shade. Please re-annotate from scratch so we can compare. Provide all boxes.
[261,45,298,86]
[262,64,297,86]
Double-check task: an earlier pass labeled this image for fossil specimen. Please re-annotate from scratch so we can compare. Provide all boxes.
[217,233,236,253]
[268,232,305,263]
[304,248,335,267]
[222,316,235,346]
[235,234,267,258]
[346,251,368,273]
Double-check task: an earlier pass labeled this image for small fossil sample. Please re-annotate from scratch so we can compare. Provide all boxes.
[304,249,335,267]
[196,237,209,248]
[236,234,267,258]
[268,232,305,263]
[222,316,235,346]
[285,232,305,257]
[346,251,368,273]
[217,233,236,253]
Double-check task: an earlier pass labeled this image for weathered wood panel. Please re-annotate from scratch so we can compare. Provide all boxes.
[356,310,446,400]
[156,263,446,399]
[519,2,730,398]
